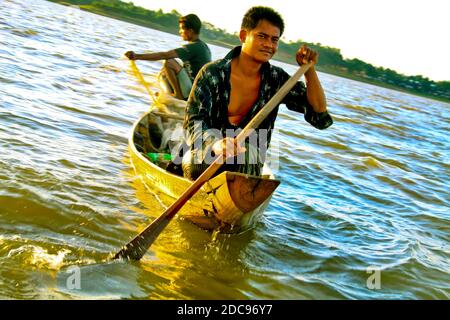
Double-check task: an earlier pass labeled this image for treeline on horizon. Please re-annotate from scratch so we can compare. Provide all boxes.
[50,0,449,102]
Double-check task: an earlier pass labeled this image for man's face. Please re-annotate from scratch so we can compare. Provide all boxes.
[179,23,193,41]
[241,19,280,63]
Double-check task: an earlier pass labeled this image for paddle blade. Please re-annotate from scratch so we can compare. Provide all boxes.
[113,216,170,260]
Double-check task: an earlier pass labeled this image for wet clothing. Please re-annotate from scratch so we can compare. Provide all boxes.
[182,46,333,180]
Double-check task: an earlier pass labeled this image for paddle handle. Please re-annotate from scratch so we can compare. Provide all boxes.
[114,62,312,260]
[237,62,312,143]
[165,62,313,220]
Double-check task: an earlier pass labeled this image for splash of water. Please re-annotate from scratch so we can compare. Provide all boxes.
[7,245,71,270]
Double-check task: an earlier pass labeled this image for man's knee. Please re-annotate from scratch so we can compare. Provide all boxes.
[164,59,182,73]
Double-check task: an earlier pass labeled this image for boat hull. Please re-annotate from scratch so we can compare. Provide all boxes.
[129,111,280,233]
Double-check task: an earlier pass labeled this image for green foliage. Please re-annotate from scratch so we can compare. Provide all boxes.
[48,0,449,101]
[279,38,449,100]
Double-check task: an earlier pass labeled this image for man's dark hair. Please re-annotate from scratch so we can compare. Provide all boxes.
[241,6,284,36]
[179,14,202,34]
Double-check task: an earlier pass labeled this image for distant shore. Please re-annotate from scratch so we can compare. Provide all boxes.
[48,0,449,103]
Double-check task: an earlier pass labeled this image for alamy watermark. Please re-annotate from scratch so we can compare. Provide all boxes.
[65,265,81,290]
[165,122,280,170]
[366,266,381,290]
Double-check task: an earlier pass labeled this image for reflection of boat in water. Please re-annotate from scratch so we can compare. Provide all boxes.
[129,90,280,233]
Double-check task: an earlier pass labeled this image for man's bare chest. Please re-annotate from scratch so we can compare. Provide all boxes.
[228,75,261,121]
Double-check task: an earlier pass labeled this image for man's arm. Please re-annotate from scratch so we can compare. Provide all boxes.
[304,66,327,113]
[184,67,218,158]
[184,87,212,146]
[296,45,327,113]
[124,50,178,61]
[281,44,332,130]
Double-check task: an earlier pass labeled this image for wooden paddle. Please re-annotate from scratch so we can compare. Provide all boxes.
[113,62,313,260]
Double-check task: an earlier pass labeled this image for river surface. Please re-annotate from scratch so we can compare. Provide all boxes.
[0,0,449,299]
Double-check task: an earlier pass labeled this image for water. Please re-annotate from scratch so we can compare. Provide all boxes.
[1,0,449,299]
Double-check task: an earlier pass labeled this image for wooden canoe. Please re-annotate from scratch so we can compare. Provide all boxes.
[129,105,280,233]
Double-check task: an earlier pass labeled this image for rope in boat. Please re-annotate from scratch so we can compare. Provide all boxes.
[129,60,163,109]
[130,60,184,120]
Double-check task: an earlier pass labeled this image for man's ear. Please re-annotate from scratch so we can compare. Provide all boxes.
[239,29,247,43]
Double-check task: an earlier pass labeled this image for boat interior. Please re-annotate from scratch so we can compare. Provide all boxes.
[133,93,188,176]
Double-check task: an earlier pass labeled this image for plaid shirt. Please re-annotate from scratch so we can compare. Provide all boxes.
[183,46,333,161]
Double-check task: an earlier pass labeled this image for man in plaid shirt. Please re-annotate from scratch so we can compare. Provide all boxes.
[182,6,333,180]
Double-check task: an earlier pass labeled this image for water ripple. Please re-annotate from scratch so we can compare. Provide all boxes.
[0,0,448,299]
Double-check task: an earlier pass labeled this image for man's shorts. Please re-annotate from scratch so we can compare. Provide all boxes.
[176,67,192,99]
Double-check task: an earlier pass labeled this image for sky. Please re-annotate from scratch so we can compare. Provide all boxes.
[131,0,449,82]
